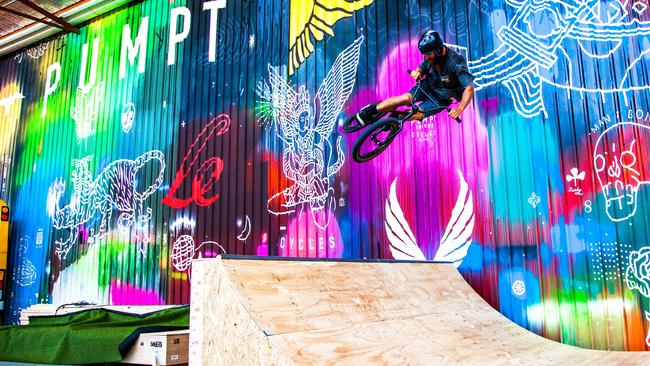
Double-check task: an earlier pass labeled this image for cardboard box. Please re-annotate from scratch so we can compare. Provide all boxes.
[122,330,189,365]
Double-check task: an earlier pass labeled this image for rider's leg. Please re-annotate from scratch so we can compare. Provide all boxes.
[355,103,379,126]
[376,93,413,113]
[356,93,414,126]
[406,112,425,121]
[407,88,448,121]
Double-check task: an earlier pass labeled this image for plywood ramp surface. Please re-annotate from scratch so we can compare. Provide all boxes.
[189,257,648,365]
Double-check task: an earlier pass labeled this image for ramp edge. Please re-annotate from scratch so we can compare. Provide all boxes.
[190,257,294,366]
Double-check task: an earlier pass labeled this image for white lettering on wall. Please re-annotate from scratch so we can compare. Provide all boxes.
[42,62,61,118]
[79,38,100,93]
[120,17,149,79]
[203,0,227,62]
[168,7,191,66]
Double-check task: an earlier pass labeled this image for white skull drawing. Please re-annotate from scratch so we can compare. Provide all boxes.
[593,122,649,222]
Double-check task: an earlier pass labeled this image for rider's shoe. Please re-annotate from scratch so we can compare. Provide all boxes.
[356,103,380,127]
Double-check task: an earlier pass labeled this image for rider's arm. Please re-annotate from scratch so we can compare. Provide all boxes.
[411,67,424,81]
[449,84,475,119]
[411,60,430,80]
[449,58,476,119]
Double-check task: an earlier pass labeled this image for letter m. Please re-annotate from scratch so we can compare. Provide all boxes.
[120,17,149,80]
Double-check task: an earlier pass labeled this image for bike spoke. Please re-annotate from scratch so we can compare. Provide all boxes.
[353,118,401,162]
[373,128,391,145]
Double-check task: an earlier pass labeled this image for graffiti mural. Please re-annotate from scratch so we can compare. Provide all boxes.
[121,102,136,133]
[25,42,48,59]
[170,235,226,273]
[626,246,650,346]
[593,122,650,222]
[49,151,165,259]
[468,0,650,117]
[236,215,252,242]
[0,0,648,352]
[70,85,104,139]
[386,171,474,267]
[0,92,24,117]
[262,37,363,230]
[288,0,373,75]
[14,237,36,287]
[161,115,230,209]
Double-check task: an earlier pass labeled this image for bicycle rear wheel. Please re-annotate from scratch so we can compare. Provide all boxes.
[352,118,402,162]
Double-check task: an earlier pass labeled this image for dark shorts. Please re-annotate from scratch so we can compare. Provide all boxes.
[408,80,450,118]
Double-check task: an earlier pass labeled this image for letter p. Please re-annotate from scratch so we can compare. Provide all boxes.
[42,62,61,118]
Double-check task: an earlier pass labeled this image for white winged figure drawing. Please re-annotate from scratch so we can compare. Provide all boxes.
[262,36,364,230]
[385,170,475,267]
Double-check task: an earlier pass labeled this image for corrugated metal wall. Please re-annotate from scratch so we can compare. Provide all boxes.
[1,0,649,351]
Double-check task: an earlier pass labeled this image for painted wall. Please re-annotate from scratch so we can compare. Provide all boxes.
[0,0,649,351]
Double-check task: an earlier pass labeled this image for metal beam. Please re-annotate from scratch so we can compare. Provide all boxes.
[0,0,130,57]
[14,0,79,34]
[0,5,68,32]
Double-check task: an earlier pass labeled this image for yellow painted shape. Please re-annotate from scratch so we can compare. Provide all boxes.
[0,84,24,157]
[288,0,373,75]
[0,199,8,272]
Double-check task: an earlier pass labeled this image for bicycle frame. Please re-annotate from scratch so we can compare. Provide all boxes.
[345,70,463,162]
[406,69,462,123]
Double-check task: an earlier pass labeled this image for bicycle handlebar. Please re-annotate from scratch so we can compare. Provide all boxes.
[446,108,462,124]
[406,69,421,82]
[406,70,461,123]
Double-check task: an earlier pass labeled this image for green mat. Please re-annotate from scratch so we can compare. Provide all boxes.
[0,306,189,364]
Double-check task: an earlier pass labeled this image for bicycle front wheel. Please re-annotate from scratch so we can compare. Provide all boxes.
[343,114,365,133]
[352,118,402,162]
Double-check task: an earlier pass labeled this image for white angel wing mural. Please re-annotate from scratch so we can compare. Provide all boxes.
[386,170,475,267]
[260,37,364,230]
[434,171,475,265]
[314,36,364,138]
[266,65,301,142]
[385,178,425,260]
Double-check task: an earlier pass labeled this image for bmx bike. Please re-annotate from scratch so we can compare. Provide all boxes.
[343,72,461,163]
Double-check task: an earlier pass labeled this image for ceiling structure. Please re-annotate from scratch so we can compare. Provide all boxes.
[0,0,132,57]
[0,0,80,38]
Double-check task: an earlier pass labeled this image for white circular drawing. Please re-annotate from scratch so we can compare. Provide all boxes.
[121,102,136,133]
[170,235,195,272]
[512,280,526,296]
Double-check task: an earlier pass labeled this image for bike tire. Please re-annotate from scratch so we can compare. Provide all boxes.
[352,118,402,162]
[342,114,366,133]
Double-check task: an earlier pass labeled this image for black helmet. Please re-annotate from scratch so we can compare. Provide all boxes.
[418,31,444,56]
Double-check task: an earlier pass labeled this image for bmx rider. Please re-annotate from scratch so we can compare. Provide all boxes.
[355,31,475,124]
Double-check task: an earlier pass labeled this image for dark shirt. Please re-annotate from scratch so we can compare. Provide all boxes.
[418,48,475,102]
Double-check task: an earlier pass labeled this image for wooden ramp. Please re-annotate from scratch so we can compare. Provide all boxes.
[189,256,648,365]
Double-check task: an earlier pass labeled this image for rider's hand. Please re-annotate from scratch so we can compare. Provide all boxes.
[410,70,421,81]
[448,107,463,119]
